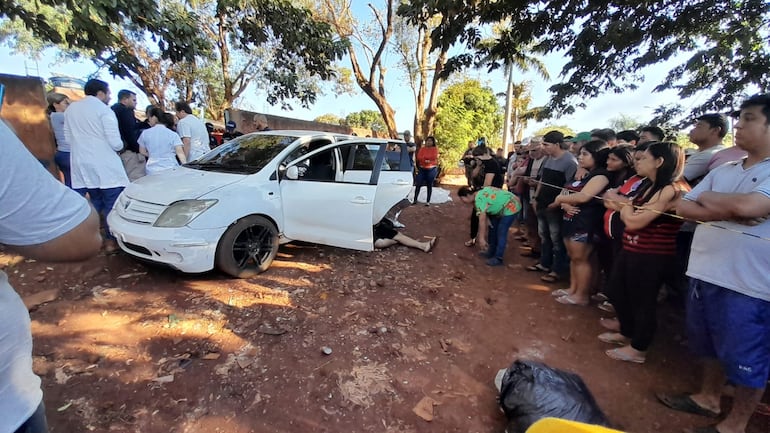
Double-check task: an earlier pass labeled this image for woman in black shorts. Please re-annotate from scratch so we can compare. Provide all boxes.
[373,219,436,252]
[550,140,611,306]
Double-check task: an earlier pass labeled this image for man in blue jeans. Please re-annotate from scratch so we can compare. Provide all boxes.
[528,131,577,282]
[458,186,521,266]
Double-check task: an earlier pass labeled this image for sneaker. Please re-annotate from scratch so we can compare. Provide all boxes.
[478,250,492,259]
[486,257,504,266]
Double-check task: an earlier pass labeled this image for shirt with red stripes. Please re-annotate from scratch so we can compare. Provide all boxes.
[621,182,689,255]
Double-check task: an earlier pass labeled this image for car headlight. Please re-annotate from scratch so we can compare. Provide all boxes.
[154,200,218,228]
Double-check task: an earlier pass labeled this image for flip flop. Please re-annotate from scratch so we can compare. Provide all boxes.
[540,272,560,283]
[464,238,476,247]
[556,295,589,306]
[598,332,629,345]
[656,393,720,418]
[526,263,550,272]
[598,301,616,313]
[550,289,570,297]
[599,317,621,332]
[591,292,609,302]
[606,347,646,364]
[424,236,437,253]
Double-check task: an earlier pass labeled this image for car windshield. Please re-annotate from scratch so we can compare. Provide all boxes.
[186,133,299,174]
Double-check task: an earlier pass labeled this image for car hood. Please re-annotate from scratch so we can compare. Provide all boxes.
[123,167,245,205]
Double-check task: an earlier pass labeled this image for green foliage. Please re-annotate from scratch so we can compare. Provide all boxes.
[399,0,770,125]
[344,110,386,131]
[0,0,206,63]
[532,125,576,138]
[434,79,503,171]
[675,133,696,150]
[508,80,536,141]
[314,113,344,125]
[0,0,346,116]
[608,114,643,132]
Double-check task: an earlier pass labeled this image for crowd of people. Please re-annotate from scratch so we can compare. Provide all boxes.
[457,95,769,433]
[43,80,260,253]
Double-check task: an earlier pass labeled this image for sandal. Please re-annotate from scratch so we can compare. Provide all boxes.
[556,295,589,306]
[550,289,570,297]
[598,332,629,345]
[424,236,437,253]
[540,272,560,283]
[526,263,550,272]
[464,238,476,247]
[599,317,621,332]
[598,301,615,313]
[655,393,720,418]
[591,292,609,302]
[605,347,646,364]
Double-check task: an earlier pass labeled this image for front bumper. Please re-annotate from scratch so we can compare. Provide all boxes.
[107,212,227,273]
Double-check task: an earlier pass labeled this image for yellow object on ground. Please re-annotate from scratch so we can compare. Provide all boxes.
[525,417,625,433]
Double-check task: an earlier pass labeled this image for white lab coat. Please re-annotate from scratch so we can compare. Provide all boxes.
[64,95,129,189]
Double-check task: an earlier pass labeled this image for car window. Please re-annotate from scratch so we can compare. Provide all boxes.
[188,133,298,174]
[296,147,337,182]
[343,143,386,171]
[282,139,332,168]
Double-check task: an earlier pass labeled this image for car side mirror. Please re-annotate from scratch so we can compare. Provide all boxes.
[286,165,299,180]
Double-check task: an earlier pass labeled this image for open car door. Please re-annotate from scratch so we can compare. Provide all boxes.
[279,140,380,251]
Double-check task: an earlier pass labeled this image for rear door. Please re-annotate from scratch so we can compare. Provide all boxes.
[342,140,413,222]
[279,141,376,251]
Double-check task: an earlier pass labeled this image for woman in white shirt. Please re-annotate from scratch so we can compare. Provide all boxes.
[138,108,187,175]
[46,92,72,187]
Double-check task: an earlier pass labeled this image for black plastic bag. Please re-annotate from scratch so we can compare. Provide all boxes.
[498,360,609,433]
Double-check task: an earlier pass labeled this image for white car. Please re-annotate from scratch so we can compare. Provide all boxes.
[107,131,414,278]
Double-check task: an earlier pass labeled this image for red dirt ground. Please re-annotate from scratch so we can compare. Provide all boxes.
[3,179,768,433]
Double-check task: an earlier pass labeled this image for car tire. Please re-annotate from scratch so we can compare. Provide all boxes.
[215,215,279,278]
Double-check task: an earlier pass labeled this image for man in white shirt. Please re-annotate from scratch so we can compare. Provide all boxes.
[659,93,770,433]
[174,101,210,161]
[1,120,101,433]
[64,79,129,253]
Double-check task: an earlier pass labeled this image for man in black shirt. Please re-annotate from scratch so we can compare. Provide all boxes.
[528,131,577,282]
[111,89,146,181]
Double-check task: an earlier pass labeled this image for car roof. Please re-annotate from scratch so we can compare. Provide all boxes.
[249,130,340,137]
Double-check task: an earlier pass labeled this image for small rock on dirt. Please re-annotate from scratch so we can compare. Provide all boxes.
[22,289,59,310]
[413,396,437,421]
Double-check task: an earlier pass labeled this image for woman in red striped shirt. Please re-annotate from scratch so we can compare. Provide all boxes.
[599,141,687,364]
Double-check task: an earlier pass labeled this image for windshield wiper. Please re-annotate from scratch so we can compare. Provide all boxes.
[184,162,220,168]
[184,162,260,174]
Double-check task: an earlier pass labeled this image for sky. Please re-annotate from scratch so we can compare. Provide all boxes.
[0,6,704,140]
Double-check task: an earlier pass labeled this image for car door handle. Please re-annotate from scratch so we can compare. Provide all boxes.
[350,196,372,204]
[392,180,412,185]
